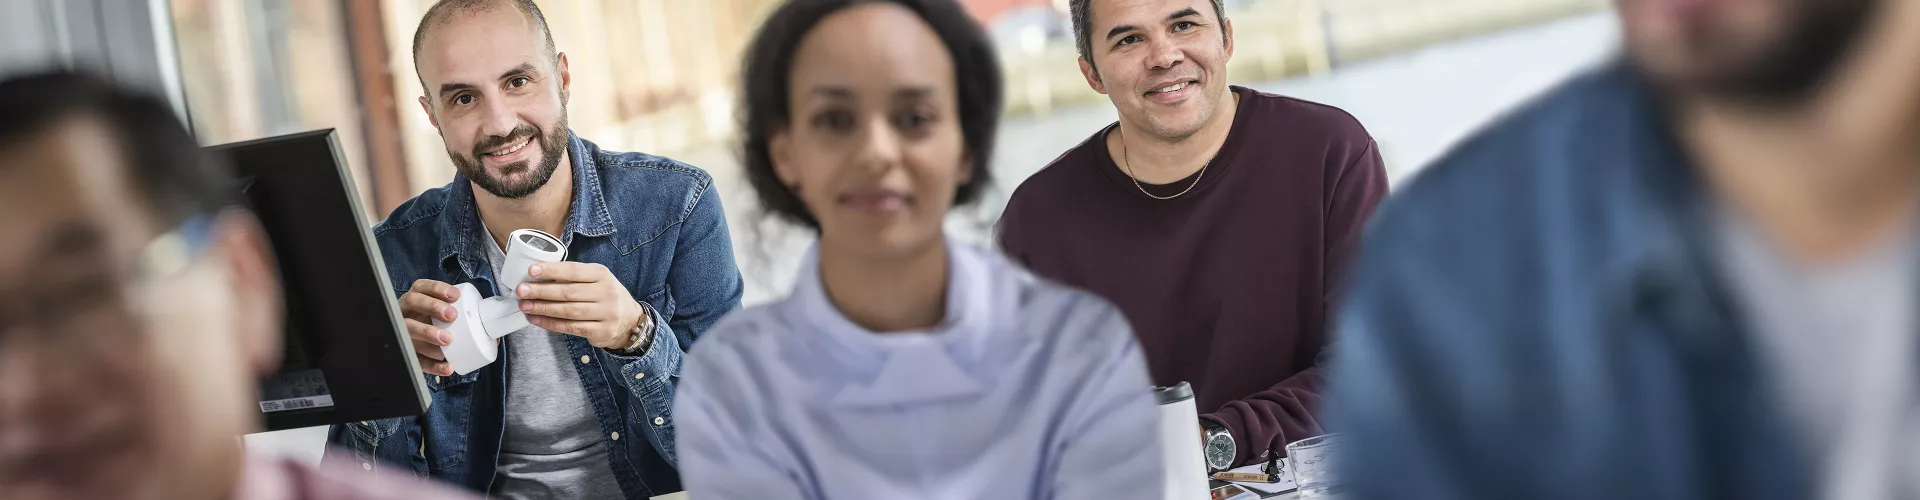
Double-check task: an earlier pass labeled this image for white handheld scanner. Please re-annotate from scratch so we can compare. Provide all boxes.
[434,229,566,375]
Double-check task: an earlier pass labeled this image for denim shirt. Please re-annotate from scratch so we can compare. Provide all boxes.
[322,133,744,498]
[1327,62,1809,500]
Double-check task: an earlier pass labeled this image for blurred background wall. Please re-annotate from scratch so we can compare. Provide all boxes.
[0,0,189,120]
[131,0,1607,219]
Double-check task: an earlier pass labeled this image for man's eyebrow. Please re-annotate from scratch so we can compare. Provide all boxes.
[810,86,855,99]
[1106,8,1205,43]
[435,62,539,100]
[499,62,537,80]
[437,82,475,99]
[893,87,934,100]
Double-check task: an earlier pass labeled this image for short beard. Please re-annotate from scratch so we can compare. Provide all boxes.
[450,113,569,199]
[1700,0,1879,105]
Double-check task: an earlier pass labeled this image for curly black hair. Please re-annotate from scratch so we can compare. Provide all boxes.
[738,0,1004,229]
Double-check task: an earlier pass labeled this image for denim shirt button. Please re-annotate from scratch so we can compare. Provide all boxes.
[635,372,645,380]
[611,432,621,441]
[580,355,592,365]
[653,416,665,426]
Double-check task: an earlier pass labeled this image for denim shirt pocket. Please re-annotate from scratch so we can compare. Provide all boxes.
[344,418,398,455]
[422,371,479,473]
[336,417,414,473]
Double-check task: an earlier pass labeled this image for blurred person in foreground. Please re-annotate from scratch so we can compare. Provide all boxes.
[997,0,1388,469]
[322,0,744,497]
[673,0,1162,498]
[0,71,475,500]
[1331,0,1920,499]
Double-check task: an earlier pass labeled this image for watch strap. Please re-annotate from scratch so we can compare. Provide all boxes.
[609,302,655,356]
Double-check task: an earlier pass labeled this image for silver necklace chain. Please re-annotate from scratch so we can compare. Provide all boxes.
[1118,129,1215,200]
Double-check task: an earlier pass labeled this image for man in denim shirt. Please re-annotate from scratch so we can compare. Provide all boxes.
[322,1,742,498]
[1330,0,1920,499]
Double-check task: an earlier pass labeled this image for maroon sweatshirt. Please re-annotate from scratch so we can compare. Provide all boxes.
[997,86,1386,466]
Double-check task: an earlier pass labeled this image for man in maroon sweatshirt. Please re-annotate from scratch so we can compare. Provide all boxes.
[997,0,1387,469]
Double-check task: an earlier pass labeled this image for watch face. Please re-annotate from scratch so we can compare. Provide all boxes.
[1205,433,1235,469]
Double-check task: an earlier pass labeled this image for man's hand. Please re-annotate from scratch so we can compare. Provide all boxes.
[515,262,644,349]
[399,279,460,377]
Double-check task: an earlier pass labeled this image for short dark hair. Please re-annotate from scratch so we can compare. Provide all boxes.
[739,0,1003,229]
[411,0,557,95]
[1070,0,1228,77]
[0,71,230,229]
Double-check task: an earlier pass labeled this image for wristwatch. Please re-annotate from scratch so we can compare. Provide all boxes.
[1202,420,1236,472]
[609,302,655,356]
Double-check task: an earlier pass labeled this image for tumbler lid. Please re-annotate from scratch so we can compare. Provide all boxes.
[1153,381,1194,404]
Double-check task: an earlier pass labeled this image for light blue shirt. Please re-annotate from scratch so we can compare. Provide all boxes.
[674,241,1164,499]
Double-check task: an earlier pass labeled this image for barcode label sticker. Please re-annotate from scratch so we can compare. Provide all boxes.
[260,395,335,413]
[258,369,335,413]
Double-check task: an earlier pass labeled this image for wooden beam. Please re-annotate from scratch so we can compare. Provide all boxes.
[341,0,412,216]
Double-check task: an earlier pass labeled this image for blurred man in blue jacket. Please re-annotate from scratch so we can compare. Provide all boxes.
[1330,0,1920,499]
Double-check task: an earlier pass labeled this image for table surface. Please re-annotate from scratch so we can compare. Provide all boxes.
[648,489,1297,499]
[1235,485,1301,499]
[252,428,1301,500]
[648,485,1306,499]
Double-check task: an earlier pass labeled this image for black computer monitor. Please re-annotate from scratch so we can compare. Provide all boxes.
[207,129,430,431]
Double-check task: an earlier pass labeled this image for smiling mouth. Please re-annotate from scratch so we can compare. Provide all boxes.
[1148,80,1197,95]
[840,190,911,216]
[484,136,534,157]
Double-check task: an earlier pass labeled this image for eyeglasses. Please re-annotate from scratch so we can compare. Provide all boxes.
[133,214,218,282]
[0,214,217,346]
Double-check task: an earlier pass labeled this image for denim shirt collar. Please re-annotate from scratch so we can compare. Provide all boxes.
[1597,63,1820,493]
[432,132,619,286]
[1591,61,1750,355]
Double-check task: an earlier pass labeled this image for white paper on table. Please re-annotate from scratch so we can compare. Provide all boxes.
[1222,462,1297,496]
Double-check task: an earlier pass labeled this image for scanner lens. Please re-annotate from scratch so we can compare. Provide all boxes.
[520,233,558,253]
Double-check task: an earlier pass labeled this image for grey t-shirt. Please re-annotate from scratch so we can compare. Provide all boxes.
[485,233,625,499]
[1714,208,1920,500]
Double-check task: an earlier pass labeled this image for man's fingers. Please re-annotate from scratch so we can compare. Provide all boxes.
[519,299,599,321]
[416,354,452,377]
[525,261,608,284]
[412,339,446,361]
[515,282,597,303]
[406,318,453,346]
[529,316,598,338]
[401,292,457,323]
[410,279,460,301]
[402,280,459,378]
